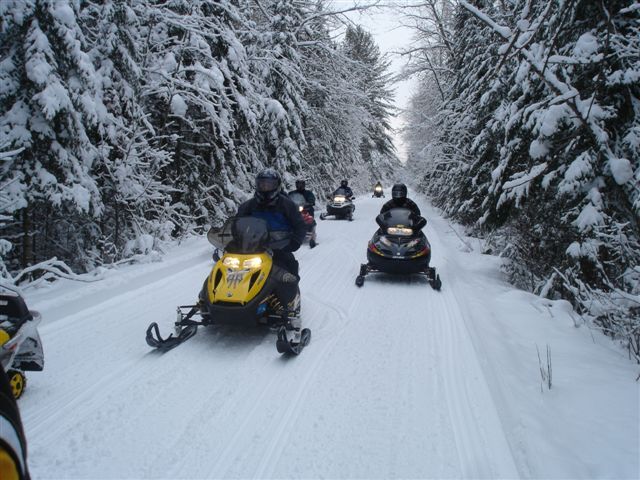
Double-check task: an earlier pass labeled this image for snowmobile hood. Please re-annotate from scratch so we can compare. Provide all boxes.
[206,252,273,305]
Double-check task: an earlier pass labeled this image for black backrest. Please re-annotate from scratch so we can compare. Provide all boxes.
[0,293,32,322]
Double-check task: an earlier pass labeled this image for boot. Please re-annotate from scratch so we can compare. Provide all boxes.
[281,298,302,344]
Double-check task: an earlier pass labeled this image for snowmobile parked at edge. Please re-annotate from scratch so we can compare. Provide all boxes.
[146,217,311,355]
[355,208,442,290]
[0,288,45,398]
[319,188,355,221]
[372,184,385,198]
[288,192,318,248]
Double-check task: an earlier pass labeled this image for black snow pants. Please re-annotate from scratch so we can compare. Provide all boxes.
[272,250,299,308]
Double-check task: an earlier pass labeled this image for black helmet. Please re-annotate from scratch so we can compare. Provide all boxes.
[295,180,305,191]
[340,180,348,188]
[255,168,281,204]
[391,183,407,201]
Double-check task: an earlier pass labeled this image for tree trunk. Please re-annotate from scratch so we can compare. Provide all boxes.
[21,207,32,269]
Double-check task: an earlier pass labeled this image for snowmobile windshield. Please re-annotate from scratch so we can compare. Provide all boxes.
[208,217,270,253]
[377,208,424,235]
[333,188,351,202]
[289,192,306,207]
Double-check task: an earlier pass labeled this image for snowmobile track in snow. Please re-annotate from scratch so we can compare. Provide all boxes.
[201,293,356,478]
[22,191,636,479]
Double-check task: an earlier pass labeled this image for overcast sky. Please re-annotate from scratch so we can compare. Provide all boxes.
[332,1,418,162]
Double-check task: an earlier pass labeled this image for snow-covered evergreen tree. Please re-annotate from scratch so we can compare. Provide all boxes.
[341,25,396,167]
[140,0,259,228]
[295,4,376,193]
[404,0,640,360]
[243,0,309,184]
[0,0,399,287]
[0,0,106,273]
[80,0,175,262]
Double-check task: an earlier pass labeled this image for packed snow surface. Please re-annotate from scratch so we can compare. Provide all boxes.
[19,192,639,479]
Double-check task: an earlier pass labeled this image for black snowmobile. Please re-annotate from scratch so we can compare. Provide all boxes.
[355,208,442,290]
[372,184,385,198]
[0,288,45,398]
[146,217,311,355]
[319,188,355,221]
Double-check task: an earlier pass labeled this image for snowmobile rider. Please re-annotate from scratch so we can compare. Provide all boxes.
[236,169,307,318]
[380,183,421,216]
[0,363,30,480]
[334,179,354,198]
[288,179,316,217]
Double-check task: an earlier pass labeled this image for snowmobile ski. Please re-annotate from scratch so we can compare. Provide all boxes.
[276,327,311,355]
[429,271,442,291]
[145,322,198,351]
[146,306,201,351]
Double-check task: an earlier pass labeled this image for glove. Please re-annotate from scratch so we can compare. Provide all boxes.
[283,239,301,252]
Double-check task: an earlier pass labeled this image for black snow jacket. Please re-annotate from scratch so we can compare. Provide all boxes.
[287,189,316,207]
[333,186,354,198]
[380,198,421,217]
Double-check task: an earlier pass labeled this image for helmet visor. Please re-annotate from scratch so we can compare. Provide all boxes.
[392,188,406,199]
[256,177,279,193]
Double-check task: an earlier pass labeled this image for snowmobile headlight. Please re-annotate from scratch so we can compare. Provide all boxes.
[375,186,382,192]
[333,195,346,203]
[242,257,263,269]
[387,227,413,236]
[223,256,241,268]
[299,205,304,212]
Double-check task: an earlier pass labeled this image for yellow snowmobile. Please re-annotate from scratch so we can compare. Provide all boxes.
[146,217,311,355]
[0,288,45,399]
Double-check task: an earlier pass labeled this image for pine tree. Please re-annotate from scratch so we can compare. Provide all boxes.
[244,0,309,182]
[81,0,174,261]
[141,0,259,228]
[0,0,106,272]
[342,25,396,166]
[404,0,640,360]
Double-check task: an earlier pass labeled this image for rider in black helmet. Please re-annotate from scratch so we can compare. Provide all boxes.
[288,179,316,217]
[236,169,307,321]
[334,179,354,198]
[380,183,421,216]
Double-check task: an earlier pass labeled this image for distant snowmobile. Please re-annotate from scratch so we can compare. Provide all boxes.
[319,188,355,221]
[372,184,384,198]
[0,288,45,398]
[146,217,311,355]
[356,208,442,290]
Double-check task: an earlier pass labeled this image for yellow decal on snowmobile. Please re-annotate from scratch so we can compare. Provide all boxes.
[207,252,273,305]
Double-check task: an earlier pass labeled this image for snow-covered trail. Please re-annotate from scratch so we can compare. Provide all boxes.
[17,192,639,479]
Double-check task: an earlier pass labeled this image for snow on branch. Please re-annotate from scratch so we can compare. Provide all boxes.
[459,1,511,39]
[460,0,616,162]
[12,258,105,288]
